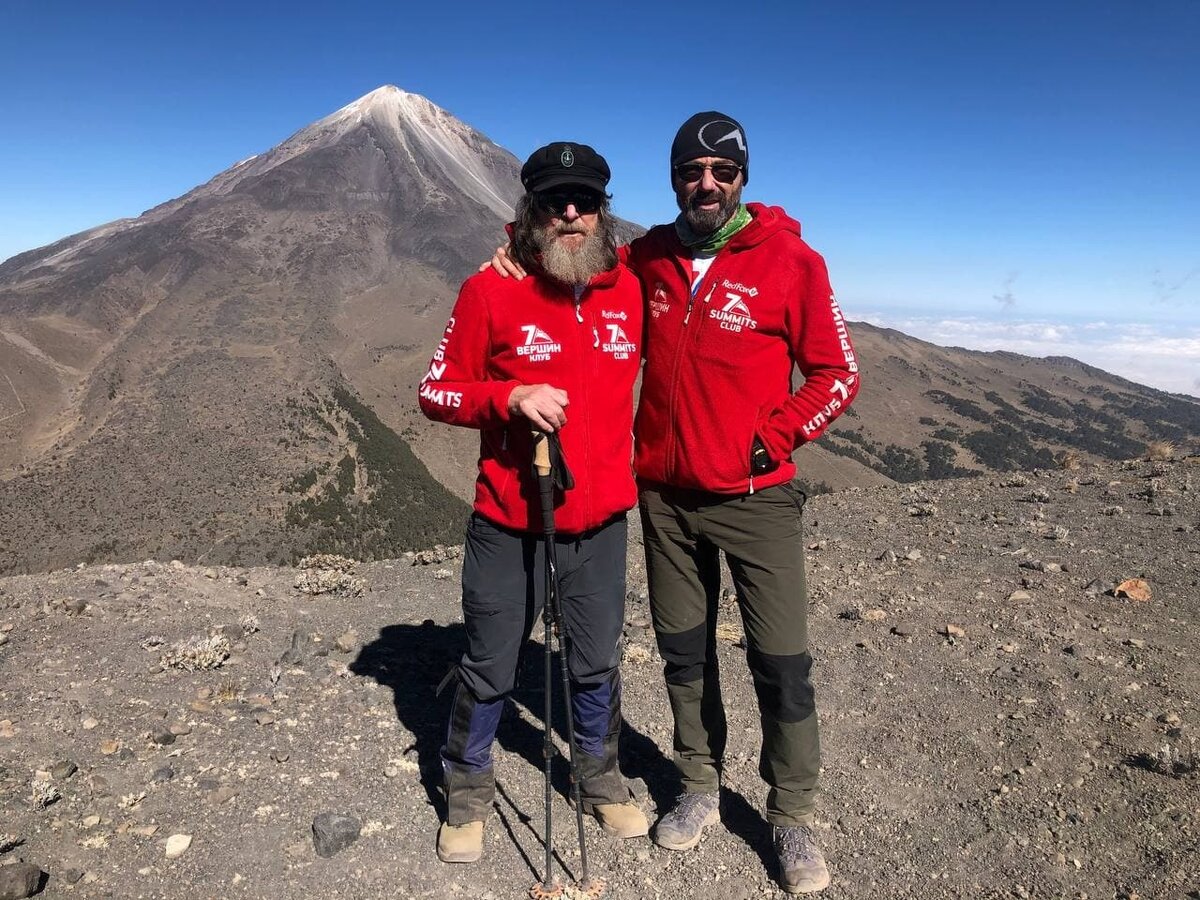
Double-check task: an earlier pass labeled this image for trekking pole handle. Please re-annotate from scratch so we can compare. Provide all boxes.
[533,430,552,477]
[532,431,556,537]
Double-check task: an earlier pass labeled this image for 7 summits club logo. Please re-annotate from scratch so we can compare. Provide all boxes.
[419,315,463,408]
[602,323,637,360]
[708,280,759,333]
[517,324,562,362]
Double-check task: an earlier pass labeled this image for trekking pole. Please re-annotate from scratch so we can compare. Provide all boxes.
[530,431,560,900]
[528,431,604,900]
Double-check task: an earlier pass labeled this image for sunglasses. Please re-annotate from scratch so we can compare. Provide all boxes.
[534,190,603,216]
[673,163,743,185]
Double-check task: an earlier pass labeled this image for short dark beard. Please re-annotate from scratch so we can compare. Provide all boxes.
[511,195,618,287]
[676,182,743,235]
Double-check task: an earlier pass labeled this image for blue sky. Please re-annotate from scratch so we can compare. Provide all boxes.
[2,1,1197,394]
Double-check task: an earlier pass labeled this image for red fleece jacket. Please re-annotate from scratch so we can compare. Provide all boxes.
[418,265,643,534]
[626,202,860,494]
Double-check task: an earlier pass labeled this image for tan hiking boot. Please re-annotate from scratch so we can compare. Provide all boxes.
[591,800,650,838]
[436,820,483,863]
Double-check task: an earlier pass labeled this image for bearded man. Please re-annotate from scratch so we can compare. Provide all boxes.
[488,114,860,894]
[626,111,859,895]
[418,142,648,865]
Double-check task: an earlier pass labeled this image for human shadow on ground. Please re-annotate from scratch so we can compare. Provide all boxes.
[351,619,771,874]
[351,621,660,811]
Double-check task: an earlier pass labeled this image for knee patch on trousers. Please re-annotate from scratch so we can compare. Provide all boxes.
[443,681,504,772]
[747,649,815,723]
[572,673,619,758]
[656,623,707,685]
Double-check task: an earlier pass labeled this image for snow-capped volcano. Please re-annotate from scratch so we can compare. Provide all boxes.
[0,86,524,284]
[0,87,535,572]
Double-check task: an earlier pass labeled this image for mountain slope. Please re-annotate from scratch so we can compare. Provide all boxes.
[1,86,1196,575]
[810,323,1200,489]
[0,86,527,573]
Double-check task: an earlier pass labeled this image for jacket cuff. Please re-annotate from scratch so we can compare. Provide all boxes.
[491,380,522,423]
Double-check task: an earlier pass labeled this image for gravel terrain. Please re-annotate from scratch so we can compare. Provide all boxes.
[1,457,1197,899]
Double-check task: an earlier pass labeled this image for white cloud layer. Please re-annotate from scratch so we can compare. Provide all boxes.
[857,314,1200,398]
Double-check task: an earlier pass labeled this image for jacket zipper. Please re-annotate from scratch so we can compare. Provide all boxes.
[576,289,592,523]
[663,259,692,482]
[665,261,718,483]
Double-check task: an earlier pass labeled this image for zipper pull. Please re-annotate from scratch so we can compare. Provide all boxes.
[684,284,715,325]
[749,473,755,495]
[575,301,583,323]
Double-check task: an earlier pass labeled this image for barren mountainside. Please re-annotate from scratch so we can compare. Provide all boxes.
[0,87,521,573]
[0,85,1197,576]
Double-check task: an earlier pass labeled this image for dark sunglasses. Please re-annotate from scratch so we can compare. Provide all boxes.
[673,163,743,185]
[534,190,603,216]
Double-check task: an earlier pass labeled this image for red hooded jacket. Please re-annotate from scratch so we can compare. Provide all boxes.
[627,202,860,494]
[418,264,643,534]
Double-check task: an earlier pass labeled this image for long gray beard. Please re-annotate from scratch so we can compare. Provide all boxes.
[536,224,613,287]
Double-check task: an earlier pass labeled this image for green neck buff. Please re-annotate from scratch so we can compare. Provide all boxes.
[674,204,752,254]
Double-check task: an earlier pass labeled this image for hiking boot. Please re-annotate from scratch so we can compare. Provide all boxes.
[773,824,830,894]
[436,820,483,863]
[591,801,650,838]
[652,792,720,851]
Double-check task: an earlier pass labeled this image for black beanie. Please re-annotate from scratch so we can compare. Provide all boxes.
[670,111,749,183]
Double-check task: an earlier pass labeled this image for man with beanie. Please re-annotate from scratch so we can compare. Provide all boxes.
[419,141,648,865]
[484,114,859,893]
[627,111,859,894]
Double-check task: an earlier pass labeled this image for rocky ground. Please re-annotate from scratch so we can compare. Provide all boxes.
[1,457,1197,899]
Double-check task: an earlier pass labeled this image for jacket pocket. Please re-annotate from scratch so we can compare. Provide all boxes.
[750,433,780,476]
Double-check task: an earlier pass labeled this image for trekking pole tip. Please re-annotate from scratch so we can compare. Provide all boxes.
[528,877,563,899]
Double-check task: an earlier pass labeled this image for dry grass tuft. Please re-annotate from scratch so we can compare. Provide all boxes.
[1132,739,1198,778]
[161,633,231,671]
[294,554,364,597]
[1146,440,1175,461]
[715,622,743,643]
[1056,449,1081,470]
[623,644,653,664]
[215,679,240,703]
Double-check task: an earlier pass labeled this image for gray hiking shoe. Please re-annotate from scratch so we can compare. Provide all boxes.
[652,792,720,851]
[773,824,831,894]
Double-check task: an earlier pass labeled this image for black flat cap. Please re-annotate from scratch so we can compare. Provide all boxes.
[521,141,610,194]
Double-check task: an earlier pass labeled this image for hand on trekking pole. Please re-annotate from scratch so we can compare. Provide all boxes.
[509,384,568,432]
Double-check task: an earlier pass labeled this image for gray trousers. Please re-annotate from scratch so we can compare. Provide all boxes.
[443,513,631,824]
[639,482,819,826]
